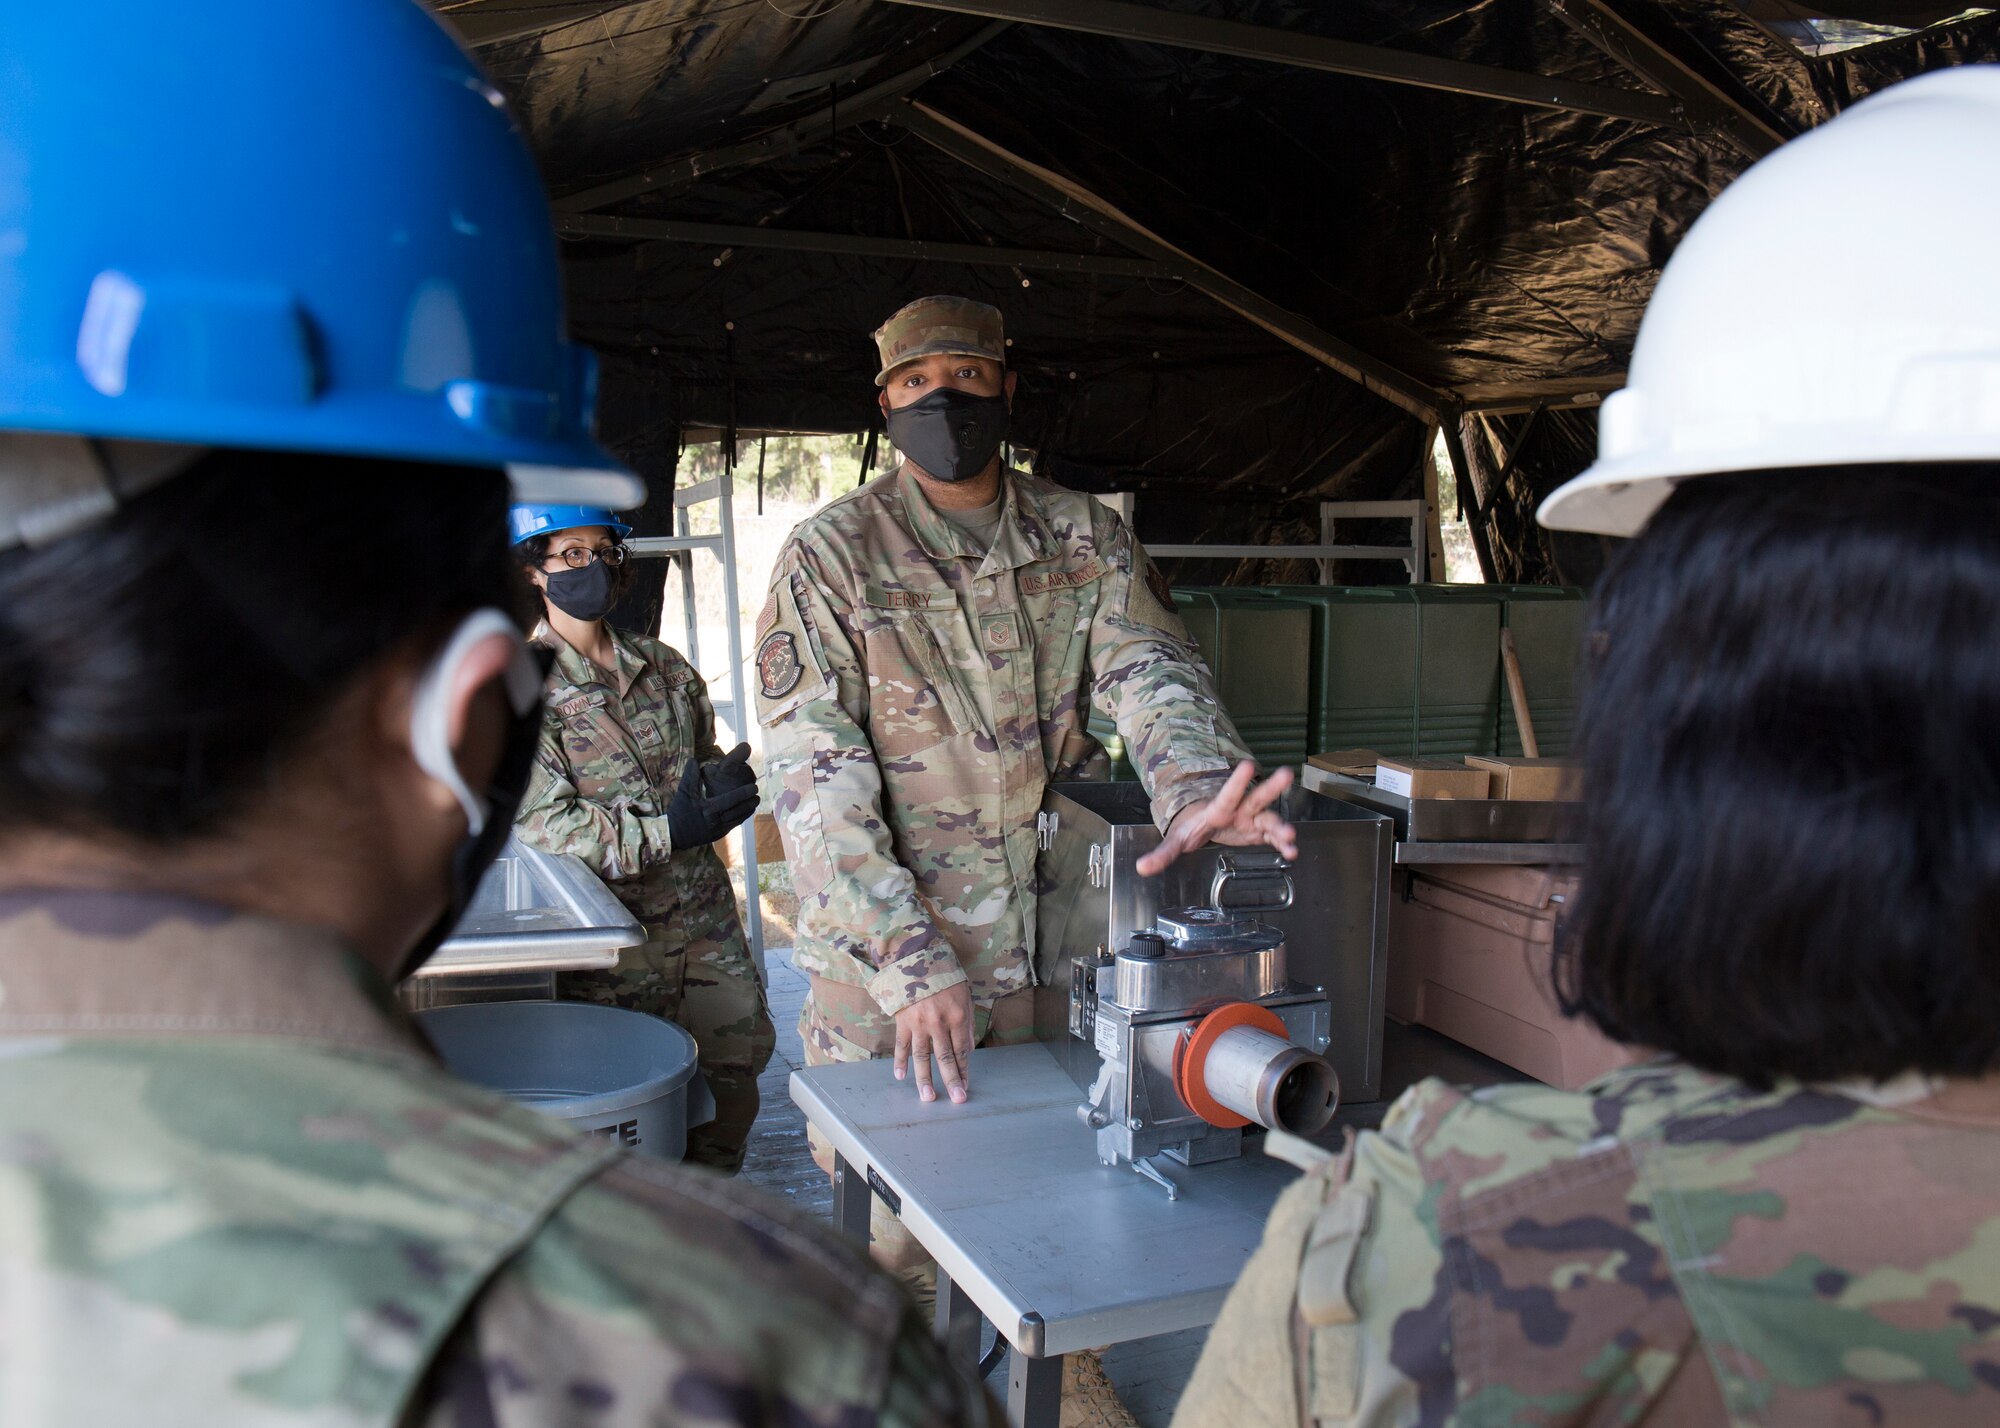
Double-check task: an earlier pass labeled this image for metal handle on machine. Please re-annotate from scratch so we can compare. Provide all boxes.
[1209,853,1294,911]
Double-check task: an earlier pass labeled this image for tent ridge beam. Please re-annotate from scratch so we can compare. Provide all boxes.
[444,0,627,50]
[554,20,1010,213]
[1543,0,1789,158]
[557,212,1186,279]
[881,0,1686,128]
[895,101,1444,422]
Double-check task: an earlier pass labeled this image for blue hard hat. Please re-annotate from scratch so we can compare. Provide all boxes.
[0,0,640,510]
[510,504,634,545]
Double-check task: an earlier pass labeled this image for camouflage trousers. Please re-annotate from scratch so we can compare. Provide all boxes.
[560,873,775,1175]
[802,975,1037,1270]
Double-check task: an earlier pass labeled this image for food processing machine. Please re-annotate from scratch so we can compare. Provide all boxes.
[1034,782,1394,1195]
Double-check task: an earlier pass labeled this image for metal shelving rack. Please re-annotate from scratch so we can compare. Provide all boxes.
[625,473,765,974]
[1126,497,1442,583]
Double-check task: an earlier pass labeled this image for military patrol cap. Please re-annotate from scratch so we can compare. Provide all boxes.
[871,296,1006,385]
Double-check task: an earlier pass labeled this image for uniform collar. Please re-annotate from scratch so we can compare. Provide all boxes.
[896,463,1056,573]
[533,619,650,698]
[0,889,427,1060]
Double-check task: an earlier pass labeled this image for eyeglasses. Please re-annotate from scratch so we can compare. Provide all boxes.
[547,543,628,570]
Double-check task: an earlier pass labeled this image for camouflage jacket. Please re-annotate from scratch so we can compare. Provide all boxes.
[1174,1058,2000,1428]
[755,465,1246,1016]
[516,621,726,920]
[0,890,981,1427]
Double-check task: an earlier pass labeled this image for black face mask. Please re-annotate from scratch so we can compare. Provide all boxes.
[544,558,617,622]
[886,387,1009,484]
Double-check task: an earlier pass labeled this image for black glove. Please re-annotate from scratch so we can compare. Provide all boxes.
[702,742,757,798]
[666,755,758,849]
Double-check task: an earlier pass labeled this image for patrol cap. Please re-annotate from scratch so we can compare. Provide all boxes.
[872,296,1006,386]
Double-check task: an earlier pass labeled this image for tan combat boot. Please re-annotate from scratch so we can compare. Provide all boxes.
[1061,1349,1139,1428]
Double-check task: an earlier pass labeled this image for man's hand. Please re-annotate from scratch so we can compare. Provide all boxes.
[1135,761,1298,876]
[893,982,975,1105]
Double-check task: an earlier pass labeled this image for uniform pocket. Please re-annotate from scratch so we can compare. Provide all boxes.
[1163,713,1235,774]
[908,616,978,731]
[863,612,976,757]
[775,753,832,902]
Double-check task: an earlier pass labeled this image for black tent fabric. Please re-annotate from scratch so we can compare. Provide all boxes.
[449,0,2000,584]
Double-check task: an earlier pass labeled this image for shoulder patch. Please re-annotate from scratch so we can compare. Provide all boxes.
[757,630,803,698]
[1125,548,1183,634]
[756,587,781,639]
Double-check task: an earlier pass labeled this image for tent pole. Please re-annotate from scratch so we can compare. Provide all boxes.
[1438,411,1499,584]
[553,21,1011,213]
[883,0,1686,128]
[896,102,1444,423]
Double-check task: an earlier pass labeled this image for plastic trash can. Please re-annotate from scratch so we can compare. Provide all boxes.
[417,1000,717,1161]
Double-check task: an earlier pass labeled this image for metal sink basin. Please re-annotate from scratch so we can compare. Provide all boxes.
[414,836,645,979]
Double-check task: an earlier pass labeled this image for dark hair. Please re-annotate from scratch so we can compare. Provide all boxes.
[513,527,632,606]
[1556,465,2000,1085]
[0,449,519,842]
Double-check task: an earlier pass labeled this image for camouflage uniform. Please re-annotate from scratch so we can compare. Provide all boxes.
[756,464,1246,1025]
[757,455,1247,1272]
[0,890,984,1426]
[1174,1058,2000,1428]
[514,620,774,1174]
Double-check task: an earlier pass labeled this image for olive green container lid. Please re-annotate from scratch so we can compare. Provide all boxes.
[1087,588,1313,778]
[1244,585,1501,758]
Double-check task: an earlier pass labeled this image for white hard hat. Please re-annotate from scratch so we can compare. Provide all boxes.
[1540,65,2000,537]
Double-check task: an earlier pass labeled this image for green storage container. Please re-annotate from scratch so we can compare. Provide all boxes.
[1088,588,1313,779]
[1493,585,1588,757]
[1248,585,1501,758]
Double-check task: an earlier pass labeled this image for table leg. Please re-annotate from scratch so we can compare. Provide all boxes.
[1006,1348,1062,1428]
[933,1267,981,1377]
[831,1151,872,1246]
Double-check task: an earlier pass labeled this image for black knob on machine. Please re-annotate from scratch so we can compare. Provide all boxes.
[1125,931,1167,960]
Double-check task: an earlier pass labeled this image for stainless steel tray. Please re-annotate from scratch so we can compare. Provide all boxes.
[415,837,645,978]
[1302,764,1580,845]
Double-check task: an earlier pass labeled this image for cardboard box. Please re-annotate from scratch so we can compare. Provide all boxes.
[1386,862,1635,1090]
[1374,756,1493,801]
[1308,747,1382,779]
[1464,755,1577,802]
[716,811,786,868]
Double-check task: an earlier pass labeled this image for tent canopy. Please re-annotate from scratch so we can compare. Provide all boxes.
[442,0,2000,582]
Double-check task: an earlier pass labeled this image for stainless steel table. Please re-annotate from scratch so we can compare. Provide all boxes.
[791,1042,1298,1428]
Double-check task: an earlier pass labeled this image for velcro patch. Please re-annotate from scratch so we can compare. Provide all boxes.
[554,691,609,718]
[758,630,803,698]
[1019,559,1106,595]
[1126,549,1183,634]
[756,587,780,638]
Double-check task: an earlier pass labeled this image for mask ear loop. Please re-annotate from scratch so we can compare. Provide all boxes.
[408,608,542,837]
